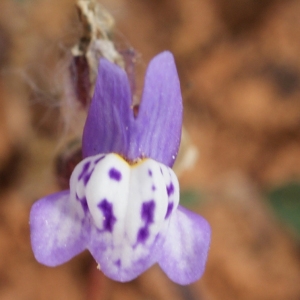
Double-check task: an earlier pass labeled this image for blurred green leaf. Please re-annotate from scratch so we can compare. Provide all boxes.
[180,190,205,208]
[267,182,300,235]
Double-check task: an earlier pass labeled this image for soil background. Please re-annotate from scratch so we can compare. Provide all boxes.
[0,0,300,299]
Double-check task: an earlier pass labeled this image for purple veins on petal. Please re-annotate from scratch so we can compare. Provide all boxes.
[141,201,155,224]
[127,51,183,167]
[94,155,105,164]
[97,199,116,232]
[82,51,182,166]
[109,168,122,181]
[82,58,133,158]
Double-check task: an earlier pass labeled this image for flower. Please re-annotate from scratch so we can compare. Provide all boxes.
[30,51,211,285]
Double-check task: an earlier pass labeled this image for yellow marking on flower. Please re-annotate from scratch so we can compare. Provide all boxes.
[112,153,148,168]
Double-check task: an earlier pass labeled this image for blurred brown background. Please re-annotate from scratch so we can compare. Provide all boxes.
[1,0,300,299]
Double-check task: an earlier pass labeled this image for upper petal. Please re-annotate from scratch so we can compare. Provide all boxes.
[158,205,211,285]
[82,59,133,158]
[30,191,88,266]
[128,51,183,166]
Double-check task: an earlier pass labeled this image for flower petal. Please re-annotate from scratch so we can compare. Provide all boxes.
[82,153,175,282]
[82,59,133,158]
[88,227,164,282]
[30,191,88,266]
[158,205,211,285]
[128,51,183,166]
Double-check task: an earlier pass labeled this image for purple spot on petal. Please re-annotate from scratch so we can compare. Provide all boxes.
[166,182,174,196]
[165,202,174,219]
[80,198,89,213]
[141,201,155,225]
[115,259,121,267]
[148,169,152,176]
[152,185,156,191]
[83,170,93,185]
[76,194,89,213]
[160,167,163,175]
[78,161,95,186]
[137,226,149,243]
[78,162,90,181]
[109,168,122,181]
[98,199,116,232]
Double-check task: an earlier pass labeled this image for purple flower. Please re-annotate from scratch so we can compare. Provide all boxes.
[30,51,211,285]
